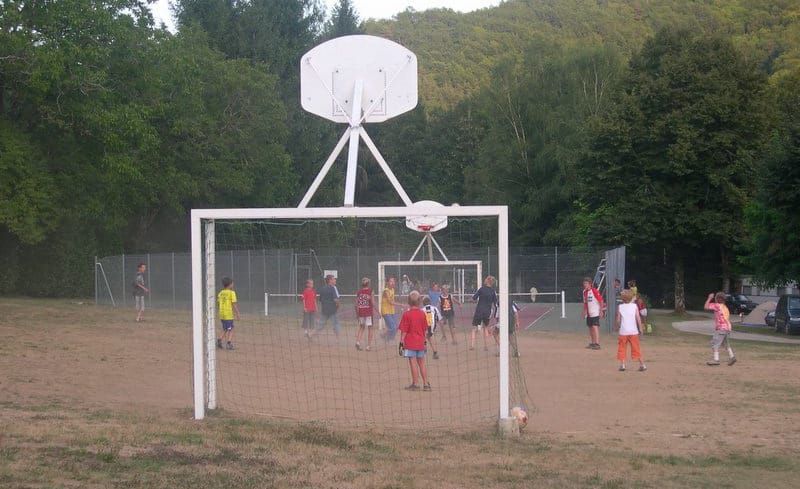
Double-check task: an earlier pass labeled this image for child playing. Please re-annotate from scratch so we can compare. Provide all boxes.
[355,277,375,351]
[133,262,149,322]
[582,277,605,350]
[614,289,647,372]
[315,274,340,337]
[301,279,317,339]
[627,279,639,300]
[381,277,401,341]
[636,296,649,334]
[471,276,498,351]
[399,291,431,391]
[704,292,737,366]
[422,295,442,360]
[427,283,442,315]
[217,277,241,350]
[438,284,461,344]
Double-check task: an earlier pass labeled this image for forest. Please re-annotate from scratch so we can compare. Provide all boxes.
[1,0,799,309]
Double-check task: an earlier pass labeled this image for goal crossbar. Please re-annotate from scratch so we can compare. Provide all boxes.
[190,205,510,422]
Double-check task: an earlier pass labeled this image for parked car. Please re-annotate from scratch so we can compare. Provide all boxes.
[765,310,776,327]
[725,294,758,315]
[774,294,800,334]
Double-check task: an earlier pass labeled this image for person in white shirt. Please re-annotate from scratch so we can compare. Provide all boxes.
[614,289,647,372]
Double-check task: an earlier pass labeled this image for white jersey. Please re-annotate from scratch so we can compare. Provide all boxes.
[618,303,639,336]
[422,304,442,331]
[583,286,603,317]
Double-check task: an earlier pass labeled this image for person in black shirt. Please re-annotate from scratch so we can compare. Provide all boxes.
[470,276,497,351]
[314,275,341,337]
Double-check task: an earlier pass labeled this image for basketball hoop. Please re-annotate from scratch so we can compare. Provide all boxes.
[417,225,433,232]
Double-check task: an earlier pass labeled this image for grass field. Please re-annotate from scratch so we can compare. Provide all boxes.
[1,299,799,488]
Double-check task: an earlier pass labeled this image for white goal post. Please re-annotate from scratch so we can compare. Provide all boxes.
[190,204,510,422]
[377,260,482,306]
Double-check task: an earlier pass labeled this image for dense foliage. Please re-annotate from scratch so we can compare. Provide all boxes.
[571,28,769,311]
[1,0,798,302]
[743,71,800,287]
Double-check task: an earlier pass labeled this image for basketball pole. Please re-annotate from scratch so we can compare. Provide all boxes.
[297,130,351,208]
[343,79,364,207]
[426,232,434,260]
[408,230,449,262]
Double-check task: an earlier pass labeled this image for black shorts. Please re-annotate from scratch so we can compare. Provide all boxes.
[472,312,491,327]
[586,316,600,327]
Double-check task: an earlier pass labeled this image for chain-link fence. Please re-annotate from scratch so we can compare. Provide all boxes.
[96,247,624,318]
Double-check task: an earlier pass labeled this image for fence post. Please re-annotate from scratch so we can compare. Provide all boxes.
[147,254,152,306]
[172,252,176,309]
[554,247,558,294]
[94,256,98,305]
[122,253,126,306]
[248,250,252,303]
[561,290,566,318]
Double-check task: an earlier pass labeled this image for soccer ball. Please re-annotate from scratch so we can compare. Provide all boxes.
[510,406,528,429]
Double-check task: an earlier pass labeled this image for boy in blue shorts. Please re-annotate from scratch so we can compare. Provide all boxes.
[217,277,241,350]
[399,291,431,391]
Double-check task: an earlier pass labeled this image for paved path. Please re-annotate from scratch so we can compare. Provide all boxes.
[672,320,800,344]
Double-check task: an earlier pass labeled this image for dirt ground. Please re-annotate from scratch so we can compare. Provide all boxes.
[1,298,799,488]
[0,299,800,489]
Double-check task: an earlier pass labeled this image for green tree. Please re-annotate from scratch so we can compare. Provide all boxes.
[175,1,336,206]
[574,28,769,311]
[322,0,363,39]
[0,1,295,294]
[743,70,800,286]
[461,43,624,245]
[175,0,323,90]
[0,121,58,244]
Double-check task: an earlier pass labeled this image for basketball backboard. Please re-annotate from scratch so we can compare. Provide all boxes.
[300,35,418,124]
[405,200,448,233]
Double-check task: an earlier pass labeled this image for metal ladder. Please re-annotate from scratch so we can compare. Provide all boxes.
[593,258,607,293]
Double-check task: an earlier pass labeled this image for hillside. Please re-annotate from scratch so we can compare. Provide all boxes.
[364,0,800,112]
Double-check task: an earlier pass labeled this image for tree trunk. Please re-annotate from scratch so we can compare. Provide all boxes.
[721,248,730,293]
[674,254,685,313]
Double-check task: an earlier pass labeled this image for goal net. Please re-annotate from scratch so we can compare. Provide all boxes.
[191,205,530,429]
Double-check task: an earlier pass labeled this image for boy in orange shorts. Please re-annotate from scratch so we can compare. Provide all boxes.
[614,289,646,372]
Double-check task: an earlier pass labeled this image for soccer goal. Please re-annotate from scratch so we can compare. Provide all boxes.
[190,205,528,428]
[378,261,482,303]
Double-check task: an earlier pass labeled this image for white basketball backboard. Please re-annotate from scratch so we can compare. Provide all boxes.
[405,200,448,233]
[300,35,418,124]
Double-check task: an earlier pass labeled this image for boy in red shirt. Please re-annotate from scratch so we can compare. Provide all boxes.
[399,291,431,391]
[355,277,375,351]
[301,279,317,339]
[582,277,605,350]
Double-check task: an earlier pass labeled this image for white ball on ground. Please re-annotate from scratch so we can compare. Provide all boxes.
[510,406,528,429]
